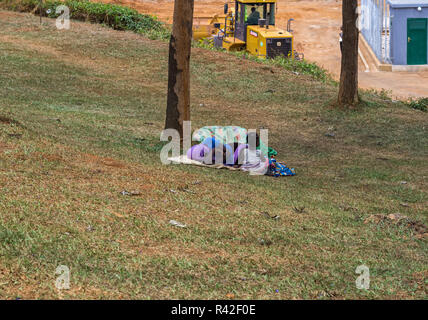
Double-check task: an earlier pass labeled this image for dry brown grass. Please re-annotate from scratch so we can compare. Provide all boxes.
[0,10,426,299]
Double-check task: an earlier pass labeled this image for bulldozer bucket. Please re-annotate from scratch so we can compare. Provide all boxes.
[192,15,226,40]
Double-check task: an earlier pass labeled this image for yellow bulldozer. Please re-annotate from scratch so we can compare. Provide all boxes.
[193,0,300,60]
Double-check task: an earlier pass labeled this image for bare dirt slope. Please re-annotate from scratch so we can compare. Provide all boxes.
[102,0,428,99]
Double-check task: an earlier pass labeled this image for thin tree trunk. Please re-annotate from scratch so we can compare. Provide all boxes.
[165,0,194,138]
[39,0,43,24]
[338,0,359,106]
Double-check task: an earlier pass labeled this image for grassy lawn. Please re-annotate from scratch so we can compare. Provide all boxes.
[0,10,427,299]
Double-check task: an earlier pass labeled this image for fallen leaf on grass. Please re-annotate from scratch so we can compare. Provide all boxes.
[169,220,186,228]
[258,238,273,246]
[260,211,280,220]
[177,185,195,193]
[120,190,141,196]
[293,207,305,214]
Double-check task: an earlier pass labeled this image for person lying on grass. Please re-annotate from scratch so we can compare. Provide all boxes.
[187,132,269,174]
[187,126,294,176]
[192,126,277,159]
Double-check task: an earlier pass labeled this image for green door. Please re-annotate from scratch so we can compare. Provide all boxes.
[407,18,427,65]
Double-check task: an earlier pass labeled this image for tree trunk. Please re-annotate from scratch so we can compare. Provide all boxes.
[338,0,359,106]
[39,0,43,24]
[165,0,194,138]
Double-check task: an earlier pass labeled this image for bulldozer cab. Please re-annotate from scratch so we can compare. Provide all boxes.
[208,0,295,60]
[234,0,276,41]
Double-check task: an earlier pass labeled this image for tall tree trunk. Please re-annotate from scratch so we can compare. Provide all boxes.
[39,0,43,24]
[338,0,359,106]
[165,0,194,138]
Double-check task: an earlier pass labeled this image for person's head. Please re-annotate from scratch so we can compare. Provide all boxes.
[246,132,260,150]
[251,7,256,13]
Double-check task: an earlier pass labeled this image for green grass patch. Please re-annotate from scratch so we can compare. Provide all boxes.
[0,0,170,39]
[406,97,428,112]
[4,0,334,84]
[0,10,426,299]
[195,38,332,83]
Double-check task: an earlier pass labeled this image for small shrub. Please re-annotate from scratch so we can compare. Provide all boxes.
[406,97,428,112]
[0,0,170,40]
[269,55,331,82]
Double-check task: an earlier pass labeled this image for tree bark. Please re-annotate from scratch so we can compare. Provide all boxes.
[338,0,359,106]
[165,0,194,138]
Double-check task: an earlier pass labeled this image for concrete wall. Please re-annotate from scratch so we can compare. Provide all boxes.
[390,6,428,65]
[361,0,384,61]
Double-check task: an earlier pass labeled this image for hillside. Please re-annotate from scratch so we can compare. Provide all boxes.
[0,10,427,299]
[97,0,428,98]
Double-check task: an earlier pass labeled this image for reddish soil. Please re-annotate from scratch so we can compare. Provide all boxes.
[102,0,428,98]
